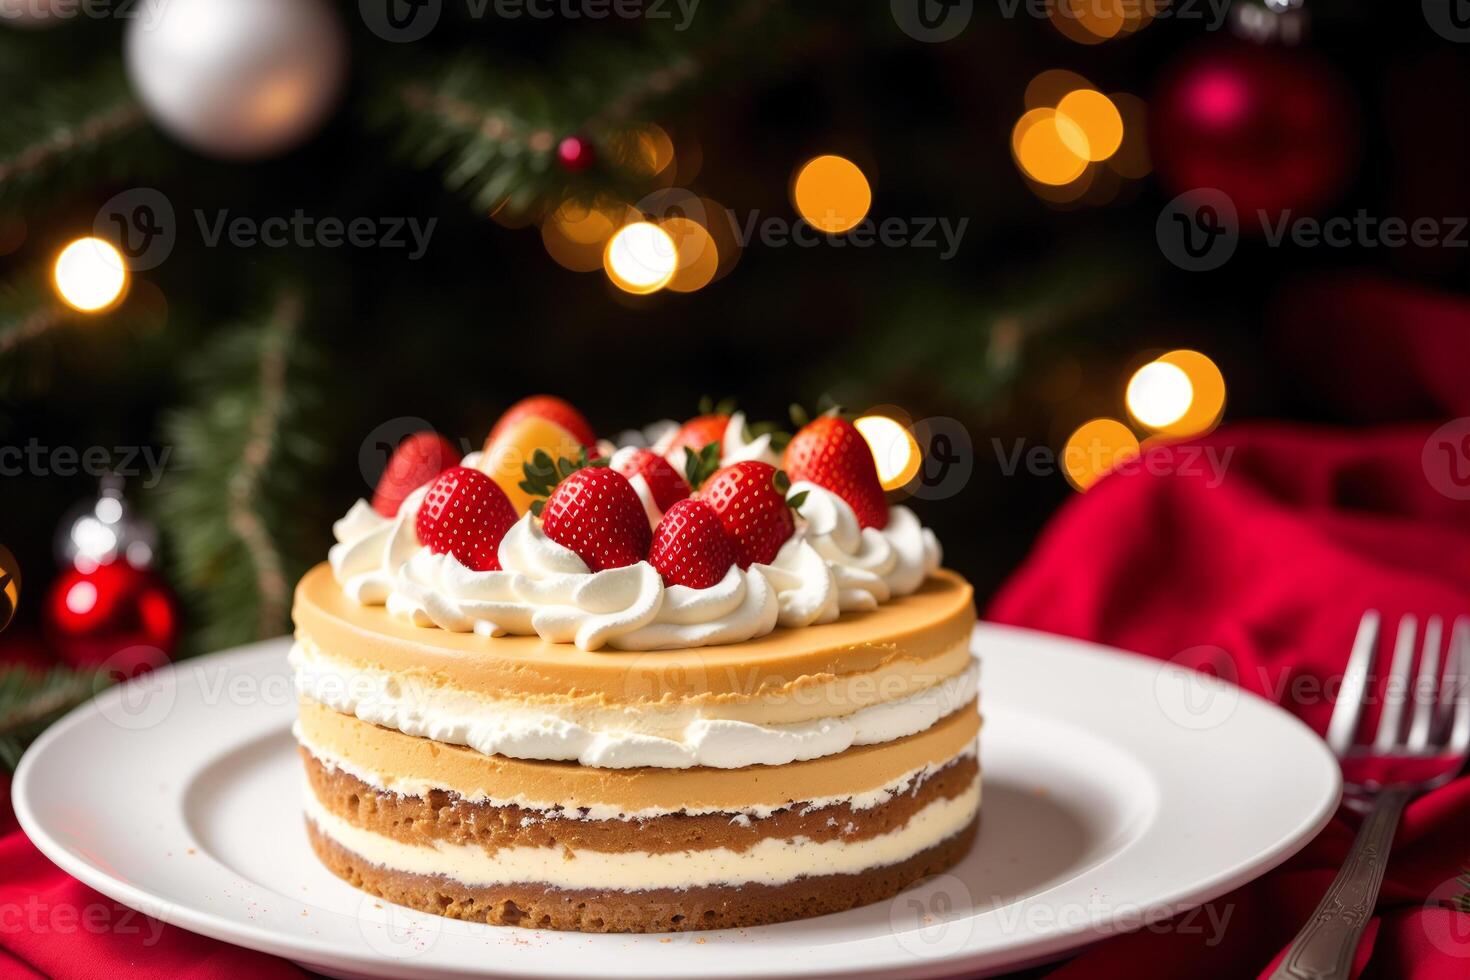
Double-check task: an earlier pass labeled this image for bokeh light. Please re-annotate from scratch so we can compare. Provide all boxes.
[854,415,923,491]
[1025,69,1093,110]
[1154,350,1227,438]
[1062,418,1141,491]
[604,221,677,294]
[1012,108,1089,186]
[1126,361,1194,429]
[792,154,871,234]
[542,198,621,273]
[1056,89,1124,162]
[54,237,128,312]
[662,216,719,294]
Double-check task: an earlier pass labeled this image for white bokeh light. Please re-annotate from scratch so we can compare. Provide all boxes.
[1126,361,1194,429]
[604,222,677,294]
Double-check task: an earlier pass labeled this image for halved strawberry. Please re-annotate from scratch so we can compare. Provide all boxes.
[783,415,889,529]
[372,431,461,517]
[414,467,518,571]
[649,498,738,589]
[488,395,596,449]
[611,447,690,513]
[662,413,730,458]
[538,466,652,571]
[699,460,795,567]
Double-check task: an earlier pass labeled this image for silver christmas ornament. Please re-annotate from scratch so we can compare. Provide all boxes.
[124,0,347,159]
[55,475,159,571]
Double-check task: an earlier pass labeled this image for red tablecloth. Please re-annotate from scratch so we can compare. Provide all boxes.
[990,422,1470,979]
[4,422,1465,979]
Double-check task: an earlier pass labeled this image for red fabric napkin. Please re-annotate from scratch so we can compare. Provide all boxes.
[990,422,1470,979]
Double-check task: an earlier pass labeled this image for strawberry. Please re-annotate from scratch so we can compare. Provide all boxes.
[539,466,652,571]
[488,395,596,449]
[611,448,690,513]
[783,415,889,529]
[372,431,461,517]
[649,498,739,589]
[414,467,518,571]
[662,413,729,458]
[699,460,795,567]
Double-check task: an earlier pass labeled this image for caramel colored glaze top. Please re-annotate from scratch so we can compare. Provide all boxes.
[292,562,976,703]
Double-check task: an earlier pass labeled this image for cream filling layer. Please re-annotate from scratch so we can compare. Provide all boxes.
[296,722,978,821]
[303,775,980,890]
[292,642,979,769]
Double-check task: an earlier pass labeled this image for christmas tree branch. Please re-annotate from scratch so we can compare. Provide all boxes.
[226,292,299,639]
[158,286,328,653]
[373,0,792,214]
[0,53,156,206]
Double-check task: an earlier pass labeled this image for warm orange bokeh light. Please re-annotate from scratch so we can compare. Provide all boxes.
[662,216,719,294]
[1062,417,1141,491]
[1154,350,1227,438]
[1012,109,1088,186]
[1056,89,1124,162]
[791,154,872,234]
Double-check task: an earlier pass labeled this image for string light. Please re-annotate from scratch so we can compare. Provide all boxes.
[791,155,871,234]
[604,221,677,294]
[1126,361,1194,429]
[53,237,128,312]
[854,415,923,491]
[1062,418,1140,491]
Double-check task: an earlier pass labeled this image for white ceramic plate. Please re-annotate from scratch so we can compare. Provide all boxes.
[13,625,1340,980]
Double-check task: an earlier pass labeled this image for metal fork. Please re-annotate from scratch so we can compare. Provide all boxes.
[1270,612,1470,980]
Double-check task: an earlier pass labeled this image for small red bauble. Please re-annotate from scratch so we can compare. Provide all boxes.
[43,561,178,677]
[556,136,596,173]
[1151,41,1358,226]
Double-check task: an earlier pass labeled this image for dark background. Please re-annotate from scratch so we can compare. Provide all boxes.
[3,0,1467,648]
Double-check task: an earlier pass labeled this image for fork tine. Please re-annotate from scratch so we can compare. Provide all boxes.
[1327,611,1380,756]
[1374,615,1418,751]
[1448,617,1470,757]
[1406,616,1443,752]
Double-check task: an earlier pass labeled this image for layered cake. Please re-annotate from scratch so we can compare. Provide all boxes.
[292,397,980,932]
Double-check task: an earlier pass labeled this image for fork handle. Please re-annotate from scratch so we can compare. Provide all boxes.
[1269,787,1412,980]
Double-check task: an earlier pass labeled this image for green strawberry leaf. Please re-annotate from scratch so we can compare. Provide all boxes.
[521,447,605,500]
[787,489,809,513]
[683,441,722,490]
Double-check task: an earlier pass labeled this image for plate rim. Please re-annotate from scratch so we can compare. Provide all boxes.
[12,625,1343,980]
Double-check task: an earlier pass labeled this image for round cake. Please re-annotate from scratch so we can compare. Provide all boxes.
[292,399,980,932]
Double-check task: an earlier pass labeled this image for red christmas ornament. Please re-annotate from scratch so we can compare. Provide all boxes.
[43,561,178,677]
[556,135,596,173]
[1151,41,1358,226]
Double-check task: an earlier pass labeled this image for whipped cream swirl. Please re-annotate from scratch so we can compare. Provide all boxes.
[327,486,426,604]
[386,515,778,651]
[330,463,941,651]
